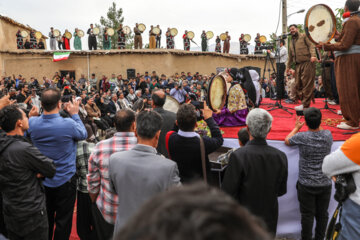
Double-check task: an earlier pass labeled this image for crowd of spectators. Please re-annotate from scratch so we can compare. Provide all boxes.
[0,68,358,240]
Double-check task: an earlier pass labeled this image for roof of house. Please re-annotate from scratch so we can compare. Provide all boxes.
[0,15,48,39]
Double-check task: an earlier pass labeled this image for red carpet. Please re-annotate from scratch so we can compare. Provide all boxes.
[221,98,356,141]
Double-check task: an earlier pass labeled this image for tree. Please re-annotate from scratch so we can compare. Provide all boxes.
[97,2,134,49]
[335,8,345,32]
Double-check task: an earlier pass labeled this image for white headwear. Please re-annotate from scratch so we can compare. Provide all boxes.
[249,70,261,105]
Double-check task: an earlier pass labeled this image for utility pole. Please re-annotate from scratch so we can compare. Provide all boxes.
[282,0,287,34]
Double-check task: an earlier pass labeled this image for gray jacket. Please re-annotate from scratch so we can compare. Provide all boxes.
[109,144,180,234]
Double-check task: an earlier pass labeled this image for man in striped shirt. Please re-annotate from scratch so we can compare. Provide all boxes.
[87,109,137,240]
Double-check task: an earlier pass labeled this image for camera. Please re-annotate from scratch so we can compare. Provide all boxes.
[334,174,356,202]
[260,44,274,50]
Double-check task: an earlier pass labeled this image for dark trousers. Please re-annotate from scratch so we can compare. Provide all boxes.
[156,38,161,48]
[45,176,76,240]
[8,224,47,240]
[91,204,114,240]
[94,119,110,130]
[57,41,62,50]
[77,192,97,240]
[297,182,332,240]
[276,63,286,99]
[88,38,97,50]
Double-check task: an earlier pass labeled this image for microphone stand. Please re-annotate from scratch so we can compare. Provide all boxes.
[266,38,293,115]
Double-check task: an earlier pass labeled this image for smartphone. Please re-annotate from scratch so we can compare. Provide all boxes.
[198,101,204,109]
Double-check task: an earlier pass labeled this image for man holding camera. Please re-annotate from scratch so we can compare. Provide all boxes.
[322,133,360,239]
[286,24,317,111]
[267,39,288,100]
[170,83,187,104]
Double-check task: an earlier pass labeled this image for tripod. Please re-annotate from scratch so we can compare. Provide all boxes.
[262,48,293,114]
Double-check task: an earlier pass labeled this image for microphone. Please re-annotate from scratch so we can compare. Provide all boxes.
[343,10,360,18]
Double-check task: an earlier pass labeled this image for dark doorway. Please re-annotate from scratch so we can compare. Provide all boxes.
[60,70,76,80]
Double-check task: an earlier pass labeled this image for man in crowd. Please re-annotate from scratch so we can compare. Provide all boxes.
[27,88,87,239]
[89,73,97,91]
[167,103,223,183]
[222,108,288,235]
[323,132,360,239]
[320,0,360,129]
[87,109,137,240]
[268,39,288,100]
[16,83,31,106]
[109,110,180,235]
[170,83,187,104]
[0,105,56,240]
[285,108,333,240]
[116,183,271,240]
[151,89,176,158]
[286,24,317,111]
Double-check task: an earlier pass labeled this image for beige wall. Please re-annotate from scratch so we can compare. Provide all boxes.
[0,19,47,51]
[1,51,267,81]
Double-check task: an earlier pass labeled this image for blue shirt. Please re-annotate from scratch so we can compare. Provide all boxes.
[170,88,187,103]
[28,113,87,187]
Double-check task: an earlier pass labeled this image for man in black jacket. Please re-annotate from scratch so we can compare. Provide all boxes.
[152,89,176,158]
[0,105,56,240]
[222,108,288,235]
[166,103,223,183]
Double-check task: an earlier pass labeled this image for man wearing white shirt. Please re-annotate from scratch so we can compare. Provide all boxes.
[118,93,132,109]
[268,39,288,100]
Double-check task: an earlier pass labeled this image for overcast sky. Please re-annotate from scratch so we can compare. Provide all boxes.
[1,0,346,51]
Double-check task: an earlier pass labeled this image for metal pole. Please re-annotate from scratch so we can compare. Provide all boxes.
[282,0,288,34]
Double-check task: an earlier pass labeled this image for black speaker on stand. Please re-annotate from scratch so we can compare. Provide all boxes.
[127,69,136,80]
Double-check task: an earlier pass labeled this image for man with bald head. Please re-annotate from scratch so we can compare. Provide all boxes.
[152,89,176,157]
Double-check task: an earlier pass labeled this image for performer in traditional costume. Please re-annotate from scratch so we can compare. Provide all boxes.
[156,25,162,48]
[24,39,30,49]
[117,24,126,49]
[103,27,111,50]
[87,24,97,50]
[319,1,360,130]
[38,39,45,49]
[215,36,221,53]
[212,69,252,126]
[74,28,82,50]
[134,23,143,49]
[254,33,261,52]
[183,30,190,51]
[62,30,70,50]
[201,31,207,52]
[56,34,62,50]
[239,34,249,54]
[16,30,24,49]
[149,26,156,49]
[223,31,230,53]
[29,31,37,49]
[49,27,56,50]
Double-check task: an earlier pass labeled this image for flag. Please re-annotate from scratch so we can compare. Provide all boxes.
[53,52,71,62]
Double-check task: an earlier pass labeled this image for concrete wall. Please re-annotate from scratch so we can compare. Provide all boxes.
[0,50,267,81]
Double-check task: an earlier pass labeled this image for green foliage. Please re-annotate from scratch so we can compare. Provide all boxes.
[335,8,345,32]
[97,2,134,49]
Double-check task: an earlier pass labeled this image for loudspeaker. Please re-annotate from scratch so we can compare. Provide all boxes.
[127,69,136,79]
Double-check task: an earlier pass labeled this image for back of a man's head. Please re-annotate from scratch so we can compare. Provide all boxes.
[116,183,271,240]
[345,0,360,11]
[177,104,197,132]
[41,88,61,112]
[238,128,250,146]
[0,105,23,133]
[136,111,163,140]
[304,107,322,130]
[151,89,166,108]
[246,109,273,139]
[115,109,136,132]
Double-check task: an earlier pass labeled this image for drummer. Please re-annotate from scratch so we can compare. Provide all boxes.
[16,29,24,49]
[134,23,143,49]
[215,36,221,53]
[201,31,207,52]
[212,68,256,126]
[149,25,156,49]
[223,31,231,54]
[87,23,97,50]
[183,30,190,51]
[117,24,126,49]
[103,27,111,50]
[74,28,82,50]
[48,27,56,50]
